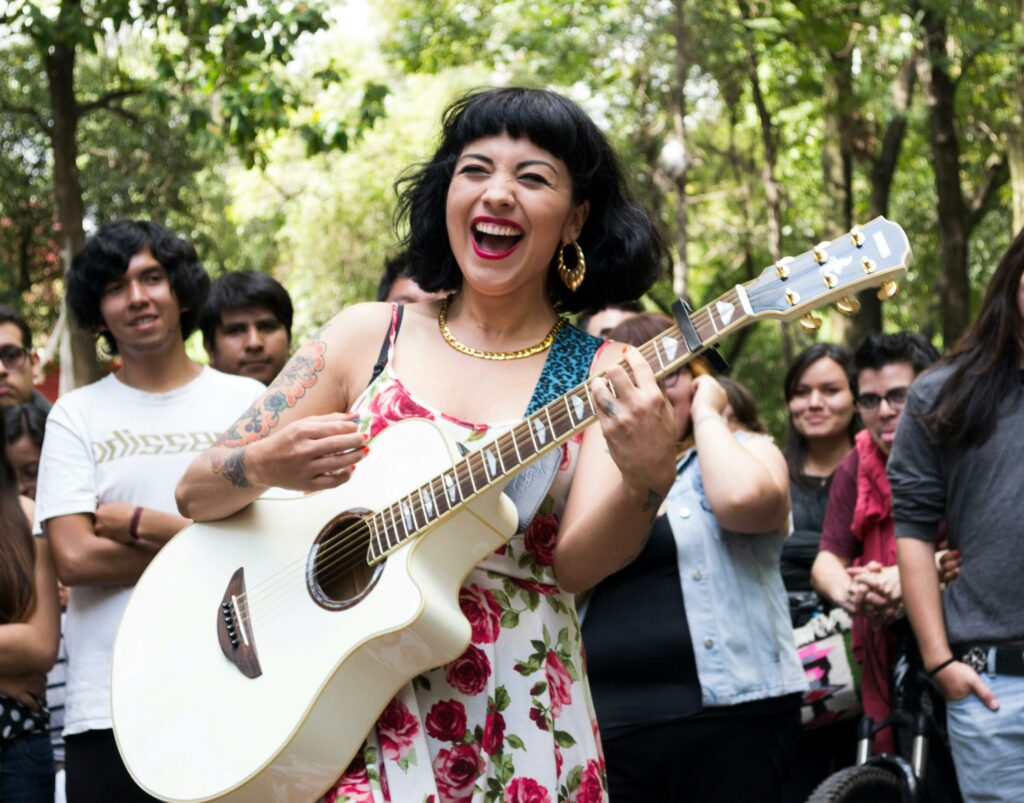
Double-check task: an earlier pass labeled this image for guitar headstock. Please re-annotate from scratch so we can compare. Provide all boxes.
[743,217,910,324]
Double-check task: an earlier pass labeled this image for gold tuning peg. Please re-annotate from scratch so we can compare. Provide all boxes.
[799,312,823,332]
[836,295,861,316]
[877,281,899,300]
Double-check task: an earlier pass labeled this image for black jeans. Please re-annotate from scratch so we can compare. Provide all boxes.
[602,707,801,803]
[65,730,158,803]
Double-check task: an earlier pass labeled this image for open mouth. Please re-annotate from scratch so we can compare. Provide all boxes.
[472,219,523,258]
[129,315,158,327]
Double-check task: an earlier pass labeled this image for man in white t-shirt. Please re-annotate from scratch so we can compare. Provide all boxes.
[34,220,263,802]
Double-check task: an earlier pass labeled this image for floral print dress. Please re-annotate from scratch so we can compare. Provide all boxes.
[320,307,606,803]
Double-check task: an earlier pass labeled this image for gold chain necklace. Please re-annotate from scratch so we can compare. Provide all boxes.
[438,295,567,361]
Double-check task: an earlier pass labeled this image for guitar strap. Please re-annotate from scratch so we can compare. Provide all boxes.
[505,325,602,533]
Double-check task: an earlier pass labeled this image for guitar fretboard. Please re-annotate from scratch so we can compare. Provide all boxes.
[365,285,750,563]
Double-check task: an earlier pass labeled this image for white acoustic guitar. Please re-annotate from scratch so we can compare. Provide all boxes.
[112,218,911,801]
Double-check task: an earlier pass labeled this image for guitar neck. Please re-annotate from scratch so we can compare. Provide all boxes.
[366,285,753,563]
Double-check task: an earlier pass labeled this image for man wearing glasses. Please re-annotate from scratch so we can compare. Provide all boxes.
[809,332,942,753]
[0,305,51,413]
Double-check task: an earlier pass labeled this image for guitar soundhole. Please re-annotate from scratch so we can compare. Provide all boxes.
[307,511,382,610]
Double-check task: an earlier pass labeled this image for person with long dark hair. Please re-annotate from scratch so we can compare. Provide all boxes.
[0,409,60,801]
[780,343,858,608]
[583,314,803,802]
[177,86,675,801]
[890,229,1024,802]
[778,343,858,802]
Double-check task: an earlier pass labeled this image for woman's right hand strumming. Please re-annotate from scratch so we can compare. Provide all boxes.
[176,304,389,522]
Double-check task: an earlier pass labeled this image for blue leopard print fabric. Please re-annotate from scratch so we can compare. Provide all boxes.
[524,323,602,415]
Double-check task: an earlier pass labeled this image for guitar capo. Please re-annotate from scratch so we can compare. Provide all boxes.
[671,299,730,374]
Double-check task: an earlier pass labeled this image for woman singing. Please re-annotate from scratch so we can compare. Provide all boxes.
[177,87,676,802]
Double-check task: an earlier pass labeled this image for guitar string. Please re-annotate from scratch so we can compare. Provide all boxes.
[231,314,717,627]
[231,309,723,625]
[257,265,878,620]
[232,311,718,628]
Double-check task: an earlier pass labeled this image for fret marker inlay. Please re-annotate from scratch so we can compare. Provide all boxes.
[571,394,585,420]
[716,300,735,325]
[661,336,679,361]
[485,449,497,477]
[533,418,547,445]
[444,473,458,503]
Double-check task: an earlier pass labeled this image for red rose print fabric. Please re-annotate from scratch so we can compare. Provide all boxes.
[320,318,606,803]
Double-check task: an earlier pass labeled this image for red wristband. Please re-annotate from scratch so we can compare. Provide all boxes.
[129,506,144,541]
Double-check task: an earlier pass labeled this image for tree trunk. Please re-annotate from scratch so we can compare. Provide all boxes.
[1010,139,1024,235]
[46,0,99,391]
[860,51,918,338]
[1010,0,1024,234]
[822,47,856,345]
[670,0,690,301]
[740,2,790,365]
[917,5,970,349]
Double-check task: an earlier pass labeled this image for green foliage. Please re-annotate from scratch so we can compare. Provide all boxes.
[1,0,1019,430]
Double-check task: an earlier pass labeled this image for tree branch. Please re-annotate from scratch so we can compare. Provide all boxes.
[966,153,1010,236]
[77,88,141,118]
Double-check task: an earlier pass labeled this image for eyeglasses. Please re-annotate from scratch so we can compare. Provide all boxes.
[0,346,29,370]
[856,387,909,412]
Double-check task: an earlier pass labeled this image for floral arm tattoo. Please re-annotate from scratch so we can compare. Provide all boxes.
[207,329,329,487]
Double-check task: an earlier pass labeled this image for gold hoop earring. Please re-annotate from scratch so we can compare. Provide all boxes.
[557,240,586,292]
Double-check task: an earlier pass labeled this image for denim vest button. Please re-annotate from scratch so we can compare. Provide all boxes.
[704,638,714,649]
[692,569,702,581]
[679,506,691,518]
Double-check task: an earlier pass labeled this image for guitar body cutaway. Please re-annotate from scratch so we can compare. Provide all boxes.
[112,418,518,802]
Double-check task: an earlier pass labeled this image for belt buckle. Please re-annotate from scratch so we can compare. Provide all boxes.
[960,646,988,674]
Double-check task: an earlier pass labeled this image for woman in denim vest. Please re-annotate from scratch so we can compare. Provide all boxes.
[583,313,805,803]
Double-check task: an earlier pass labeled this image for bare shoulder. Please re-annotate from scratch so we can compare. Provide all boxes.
[588,338,621,374]
[295,302,396,402]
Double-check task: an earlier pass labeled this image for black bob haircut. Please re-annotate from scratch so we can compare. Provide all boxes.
[394,87,668,313]
[67,219,209,355]
[199,270,294,345]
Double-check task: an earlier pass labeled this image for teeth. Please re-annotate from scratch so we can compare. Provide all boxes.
[474,221,521,237]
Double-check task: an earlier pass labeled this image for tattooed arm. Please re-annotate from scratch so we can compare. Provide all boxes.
[175,304,391,521]
[554,345,678,594]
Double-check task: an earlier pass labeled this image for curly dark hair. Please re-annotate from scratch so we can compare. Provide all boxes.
[199,270,293,346]
[67,219,210,354]
[394,87,668,313]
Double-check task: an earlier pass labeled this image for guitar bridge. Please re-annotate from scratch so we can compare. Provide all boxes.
[217,567,262,678]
